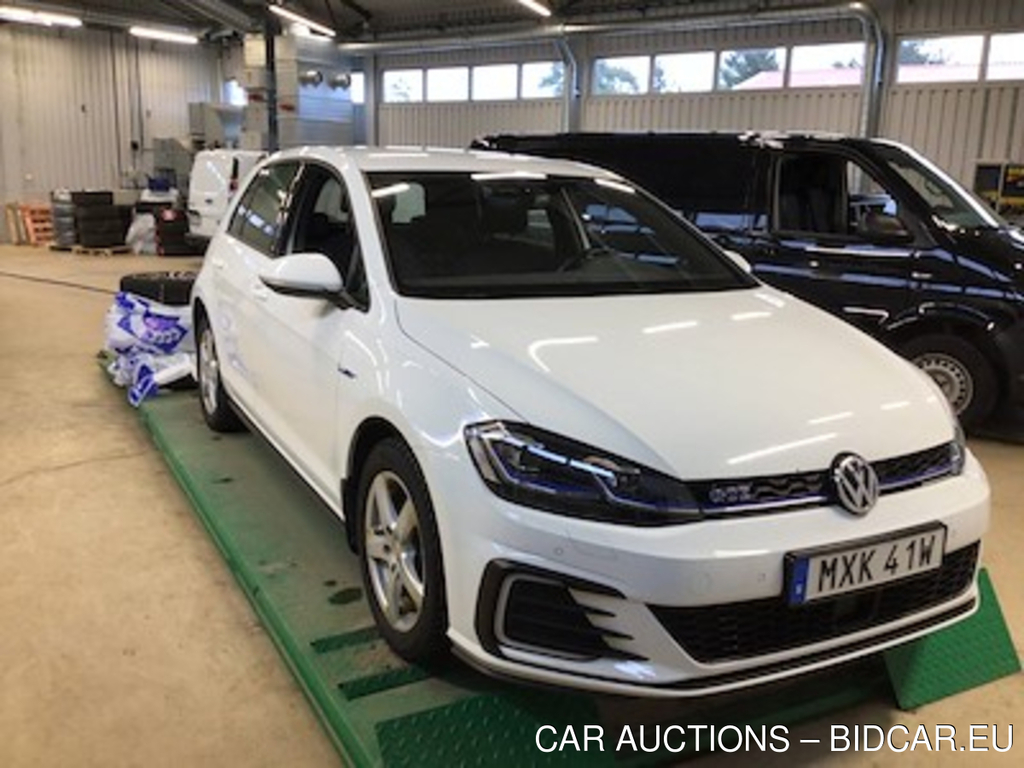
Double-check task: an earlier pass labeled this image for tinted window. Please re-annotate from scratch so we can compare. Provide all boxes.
[228,162,299,255]
[368,171,755,299]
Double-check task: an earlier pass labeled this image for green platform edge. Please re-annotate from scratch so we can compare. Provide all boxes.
[884,569,1022,710]
[138,391,1017,766]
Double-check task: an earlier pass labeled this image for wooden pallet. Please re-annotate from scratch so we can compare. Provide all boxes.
[72,244,131,256]
[19,203,53,246]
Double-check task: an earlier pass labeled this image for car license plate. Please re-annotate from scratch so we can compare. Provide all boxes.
[787,526,946,606]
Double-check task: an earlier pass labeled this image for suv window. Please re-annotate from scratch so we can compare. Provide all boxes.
[285,164,369,309]
[228,162,300,255]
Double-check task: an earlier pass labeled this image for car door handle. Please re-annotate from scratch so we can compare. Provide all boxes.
[251,284,270,302]
[210,257,226,270]
[911,271,934,280]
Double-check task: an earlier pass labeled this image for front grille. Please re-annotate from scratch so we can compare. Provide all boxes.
[501,577,641,660]
[650,542,978,663]
[691,442,955,514]
[875,443,953,491]
[691,472,827,511]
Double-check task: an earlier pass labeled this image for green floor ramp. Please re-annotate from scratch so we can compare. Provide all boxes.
[884,569,1021,710]
[139,391,1006,766]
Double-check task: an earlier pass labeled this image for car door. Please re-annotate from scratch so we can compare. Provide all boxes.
[242,161,373,506]
[216,160,301,418]
[753,149,917,335]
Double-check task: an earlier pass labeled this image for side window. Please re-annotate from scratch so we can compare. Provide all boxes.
[776,154,849,236]
[227,162,299,255]
[287,164,369,309]
[776,153,910,240]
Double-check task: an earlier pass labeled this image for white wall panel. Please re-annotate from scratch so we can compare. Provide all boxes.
[582,88,861,134]
[893,0,1024,33]
[0,25,219,210]
[378,101,561,147]
[881,84,1022,184]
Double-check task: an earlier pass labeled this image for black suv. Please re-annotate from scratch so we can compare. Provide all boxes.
[473,132,1024,428]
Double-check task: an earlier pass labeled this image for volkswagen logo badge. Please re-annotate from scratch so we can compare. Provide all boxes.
[831,453,879,516]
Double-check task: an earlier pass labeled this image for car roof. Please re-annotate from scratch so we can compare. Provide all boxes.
[476,130,891,152]
[263,145,623,178]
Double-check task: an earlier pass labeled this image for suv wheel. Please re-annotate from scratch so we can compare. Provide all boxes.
[357,438,447,663]
[902,335,997,429]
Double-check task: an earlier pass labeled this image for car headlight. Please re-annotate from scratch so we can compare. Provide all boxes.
[464,421,701,525]
[950,421,966,475]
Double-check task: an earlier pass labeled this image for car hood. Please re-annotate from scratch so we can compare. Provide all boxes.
[395,288,953,479]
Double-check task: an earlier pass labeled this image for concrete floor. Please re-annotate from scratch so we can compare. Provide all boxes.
[0,245,1019,767]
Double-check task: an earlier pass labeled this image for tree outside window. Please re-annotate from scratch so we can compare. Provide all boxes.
[718,47,786,90]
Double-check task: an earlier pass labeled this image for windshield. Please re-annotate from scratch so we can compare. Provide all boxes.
[872,142,1005,230]
[367,172,755,299]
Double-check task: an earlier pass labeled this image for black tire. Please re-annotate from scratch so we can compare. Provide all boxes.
[75,205,119,222]
[357,438,447,664]
[195,314,244,433]
[70,191,113,207]
[119,271,197,306]
[902,334,998,429]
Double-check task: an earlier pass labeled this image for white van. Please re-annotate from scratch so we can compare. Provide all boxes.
[187,149,264,242]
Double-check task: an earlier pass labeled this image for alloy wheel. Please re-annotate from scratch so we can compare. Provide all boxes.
[199,326,220,416]
[364,471,425,633]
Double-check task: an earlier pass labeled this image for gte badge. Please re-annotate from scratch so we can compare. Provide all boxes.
[831,453,879,515]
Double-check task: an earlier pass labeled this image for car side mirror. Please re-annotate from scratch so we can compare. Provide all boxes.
[259,252,347,302]
[859,211,914,246]
[723,249,753,274]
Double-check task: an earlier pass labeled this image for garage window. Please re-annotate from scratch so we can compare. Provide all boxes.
[789,42,865,88]
[987,32,1024,81]
[717,47,786,90]
[427,67,469,102]
[592,56,650,95]
[383,69,423,102]
[652,52,715,93]
[521,61,564,98]
[349,72,365,104]
[896,36,984,83]
[472,64,518,100]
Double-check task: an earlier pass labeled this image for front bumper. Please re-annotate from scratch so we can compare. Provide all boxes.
[429,449,989,697]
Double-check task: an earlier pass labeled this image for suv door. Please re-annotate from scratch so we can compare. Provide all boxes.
[242,161,372,505]
[756,150,919,335]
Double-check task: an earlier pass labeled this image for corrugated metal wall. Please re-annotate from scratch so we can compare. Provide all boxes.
[0,25,219,208]
[379,101,562,146]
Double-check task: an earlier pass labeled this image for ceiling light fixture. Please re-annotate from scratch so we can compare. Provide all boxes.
[515,0,552,18]
[268,4,335,37]
[129,26,199,45]
[0,5,82,27]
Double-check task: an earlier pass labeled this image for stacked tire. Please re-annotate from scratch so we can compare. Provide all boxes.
[50,190,76,248]
[154,208,193,256]
[73,191,130,248]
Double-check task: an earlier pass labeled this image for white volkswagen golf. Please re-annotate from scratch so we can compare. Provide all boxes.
[191,147,989,697]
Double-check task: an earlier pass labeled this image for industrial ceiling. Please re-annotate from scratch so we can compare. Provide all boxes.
[21,1,740,40]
